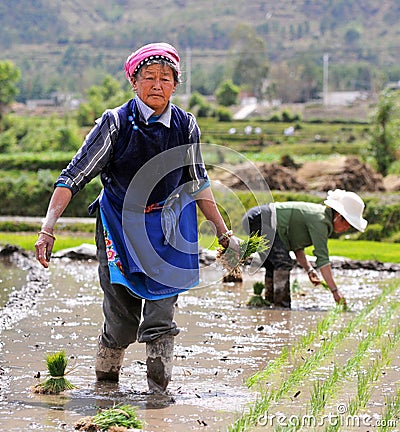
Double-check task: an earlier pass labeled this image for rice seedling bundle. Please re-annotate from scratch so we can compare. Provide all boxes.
[247,281,270,307]
[74,404,144,431]
[32,350,75,395]
[216,233,269,278]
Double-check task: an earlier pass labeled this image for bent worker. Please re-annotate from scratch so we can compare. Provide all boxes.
[35,42,240,393]
[242,189,368,308]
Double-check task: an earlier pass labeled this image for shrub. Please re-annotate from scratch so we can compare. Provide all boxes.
[0,152,76,170]
[0,129,16,152]
[358,224,384,241]
[268,113,281,122]
[388,231,400,243]
[281,110,301,122]
[0,170,102,216]
[215,106,233,122]
[364,203,400,237]
[188,92,207,110]
[215,80,240,107]
[197,103,213,118]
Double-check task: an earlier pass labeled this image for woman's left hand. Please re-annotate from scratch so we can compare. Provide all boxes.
[218,234,241,253]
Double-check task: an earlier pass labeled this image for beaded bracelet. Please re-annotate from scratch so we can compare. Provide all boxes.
[38,230,56,241]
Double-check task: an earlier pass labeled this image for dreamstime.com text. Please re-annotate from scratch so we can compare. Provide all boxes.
[256,404,398,428]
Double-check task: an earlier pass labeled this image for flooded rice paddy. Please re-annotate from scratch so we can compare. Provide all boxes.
[0,251,399,431]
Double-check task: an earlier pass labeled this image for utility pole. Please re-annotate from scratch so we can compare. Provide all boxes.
[323,53,329,105]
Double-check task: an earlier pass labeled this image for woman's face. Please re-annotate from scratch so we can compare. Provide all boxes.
[131,63,177,115]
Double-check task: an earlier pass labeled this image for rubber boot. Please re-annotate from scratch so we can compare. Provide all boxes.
[95,339,125,382]
[146,334,174,393]
[273,269,291,308]
[264,276,274,305]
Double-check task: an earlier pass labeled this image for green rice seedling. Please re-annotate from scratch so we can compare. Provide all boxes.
[367,358,382,383]
[291,278,301,293]
[298,306,342,350]
[246,346,289,388]
[356,372,371,410]
[247,281,270,307]
[319,280,350,311]
[378,389,400,432]
[75,404,144,431]
[348,397,359,417]
[248,306,342,389]
[252,281,264,296]
[228,282,400,432]
[324,422,341,432]
[321,327,400,432]
[216,233,269,278]
[32,351,75,395]
[310,380,328,414]
[320,280,330,291]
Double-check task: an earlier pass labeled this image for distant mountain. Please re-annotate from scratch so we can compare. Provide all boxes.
[1,0,400,99]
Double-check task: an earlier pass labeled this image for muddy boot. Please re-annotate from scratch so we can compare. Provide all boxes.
[146,334,174,393]
[95,339,125,382]
[273,269,291,308]
[264,276,274,304]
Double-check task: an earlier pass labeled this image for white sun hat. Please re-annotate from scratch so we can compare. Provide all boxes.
[324,189,368,232]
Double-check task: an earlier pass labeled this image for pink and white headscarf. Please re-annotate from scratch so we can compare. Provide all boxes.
[124,42,181,80]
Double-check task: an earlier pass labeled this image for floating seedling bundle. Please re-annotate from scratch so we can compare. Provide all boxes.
[32,350,76,394]
[75,404,144,431]
[216,233,269,279]
[247,281,270,308]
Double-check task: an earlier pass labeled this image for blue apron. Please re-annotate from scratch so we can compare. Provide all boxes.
[93,99,201,299]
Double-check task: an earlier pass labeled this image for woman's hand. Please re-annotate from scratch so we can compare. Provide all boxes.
[35,231,55,268]
[219,234,241,250]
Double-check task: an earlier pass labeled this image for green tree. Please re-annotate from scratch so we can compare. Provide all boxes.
[344,25,362,45]
[0,60,20,123]
[215,80,240,106]
[369,89,400,175]
[76,75,131,126]
[188,91,207,110]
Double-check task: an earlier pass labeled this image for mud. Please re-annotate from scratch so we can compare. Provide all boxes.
[0,250,399,431]
[215,156,386,192]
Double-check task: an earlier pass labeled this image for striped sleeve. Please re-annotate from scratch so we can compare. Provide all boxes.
[186,113,210,194]
[56,109,120,196]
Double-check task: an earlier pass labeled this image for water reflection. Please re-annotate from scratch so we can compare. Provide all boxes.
[0,261,27,308]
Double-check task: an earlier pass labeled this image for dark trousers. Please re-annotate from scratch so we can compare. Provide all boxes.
[242,205,295,278]
[96,213,179,349]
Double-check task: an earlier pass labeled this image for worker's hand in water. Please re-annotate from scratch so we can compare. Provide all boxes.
[308,269,321,286]
[332,289,347,308]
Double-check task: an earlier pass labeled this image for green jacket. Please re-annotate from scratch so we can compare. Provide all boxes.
[275,202,334,268]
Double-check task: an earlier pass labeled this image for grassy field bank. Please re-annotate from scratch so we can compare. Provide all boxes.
[1,233,400,264]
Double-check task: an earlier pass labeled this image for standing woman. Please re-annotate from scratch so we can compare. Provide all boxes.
[35,42,240,393]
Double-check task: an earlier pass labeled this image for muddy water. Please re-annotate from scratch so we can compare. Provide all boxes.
[0,261,27,308]
[0,255,398,432]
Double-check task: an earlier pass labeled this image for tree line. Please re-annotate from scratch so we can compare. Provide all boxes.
[0,58,399,177]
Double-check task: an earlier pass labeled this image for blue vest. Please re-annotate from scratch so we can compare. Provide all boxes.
[101,98,191,208]
[96,99,200,299]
